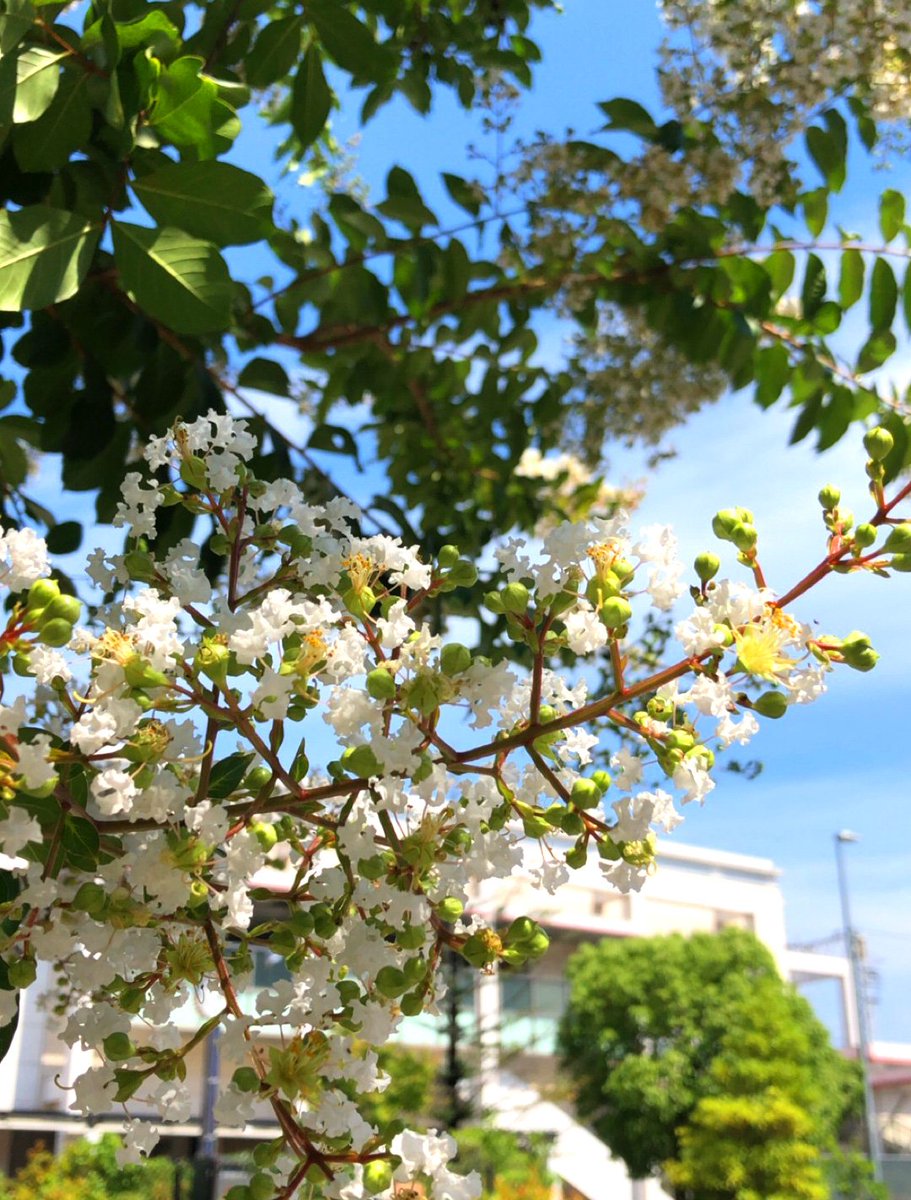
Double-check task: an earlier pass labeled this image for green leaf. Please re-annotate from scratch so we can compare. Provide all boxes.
[805,123,845,191]
[45,520,81,553]
[800,254,826,320]
[598,97,657,139]
[754,342,790,408]
[208,751,256,800]
[856,329,896,374]
[12,46,65,123]
[763,249,794,301]
[61,815,100,871]
[0,988,19,1065]
[308,423,361,466]
[442,172,482,217]
[12,70,92,172]
[148,56,236,158]
[879,189,905,243]
[290,45,331,151]
[869,257,897,332]
[84,9,180,57]
[306,0,386,79]
[131,161,274,247]
[237,357,290,395]
[378,166,437,231]
[802,189,827,238]
[245,16,303,88]
[0,0,35,56]
[112,222,233,335]
[0,206,100,312]
[838,248,864,310]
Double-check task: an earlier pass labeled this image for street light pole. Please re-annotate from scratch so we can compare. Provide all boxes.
[834,830,883,1182]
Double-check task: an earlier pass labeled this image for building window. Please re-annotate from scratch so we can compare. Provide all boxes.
[714,910,755,932]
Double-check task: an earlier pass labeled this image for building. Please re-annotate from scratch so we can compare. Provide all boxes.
[0,838,903,1198]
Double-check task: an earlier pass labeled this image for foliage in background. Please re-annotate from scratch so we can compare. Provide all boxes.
[558,928,860,1198]
[0,1135,179,1200]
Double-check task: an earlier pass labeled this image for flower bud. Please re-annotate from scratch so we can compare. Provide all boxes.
[446,559,478,587]
[72,882,107,916]
[343,585,377,619]
[729,521,758,552]
[818,484,841,510]
[400,990,424,1017]
[179,455,209,489]
[233,1067,261,1093]
[41,594,81,625]
[566,843,587,870]
[196,641,230,686]
[571,778,602,810]
[753,691,788,719]
[123,655,170,689]
[591,769,612,793]
[853,523,878,549]
[440,642,472,676]
[363,1161,394,1195]
[890,553,911,572]
[249,1174,274,1200]
[342,745,382,778]
[505,916,536,945]
[374,966,407,998]
[366,667,397,701]
[437,545,460,568]
[864,426,894,462]
[245,766,273,792]
[436,897,464,923]
[840,631,879,672]
[102,1032,135,1061]
[600,596,632,629]
[37,618,73,647]
[694,553,720,583]
[27,578,59,611]
[483,590,504,614]
[250,821,278,851]
[884,523,911,552]
[501,582,530,614]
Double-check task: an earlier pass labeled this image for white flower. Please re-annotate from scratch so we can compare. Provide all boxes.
[0,527,49,592]
[564,604,608,654]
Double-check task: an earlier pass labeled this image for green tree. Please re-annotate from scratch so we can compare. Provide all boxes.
[558,928,858,1197]
[0,1135,178,1200]
[0,1,910,597]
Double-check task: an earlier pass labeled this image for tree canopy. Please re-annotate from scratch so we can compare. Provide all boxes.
[1,0,911,583]
[558,928,863,1196]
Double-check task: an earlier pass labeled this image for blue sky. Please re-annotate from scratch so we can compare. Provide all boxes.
[20,1,911,1044]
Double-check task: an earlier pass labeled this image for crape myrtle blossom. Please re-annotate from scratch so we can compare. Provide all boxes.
[0,415,906,1197]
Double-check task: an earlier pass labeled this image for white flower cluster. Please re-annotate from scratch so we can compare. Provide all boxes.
[0,412,900,1196]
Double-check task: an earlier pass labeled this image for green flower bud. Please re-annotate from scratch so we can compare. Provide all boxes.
[342,745,383,778]
[571,778,602,810]
[440,643,472,676]
[399,991,424,1017]
[694,553,721,583]
[753,691,789,719]
[437,545,460,568]
[524,930,550,958]
[591,769,612,793]
[840,631,879,672]
[248,1174,274,1200]
[179,455,209,489]
[818,484,841,510]
[565,843,587,870]
[343,585,377,619]
[7,956,36,989]
[483,590,504,614]
[195,641,230,686]
[864,426,894,462]
[39,594,80,627]
[586,573,620,607]
[27,578,59,611]
[123,656,170,689]
[711,509,740,541]
[890,552,911,572]
[854,523,878,549]
[501,582,530,614]
[102,1032,135,1061]
[446,560,478,587]
[363,1161,394,1195]
[366,667,397,701]
[600,596,632,629]
[666,729,695,751]
[233,1067,261,1093]
[37,618,73,647]
[505,916,536,945]
[884,523,911,552]
[436,897,464,923]
[250,821,278,851]
[560,810,584,835]
[244,767,273,792]
[72,882,107,916]
[374,967,408,998]
[729,521,758,552]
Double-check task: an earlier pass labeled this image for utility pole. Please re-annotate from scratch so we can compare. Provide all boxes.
[834,830,883,1182]
[192,1023,222,1200]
